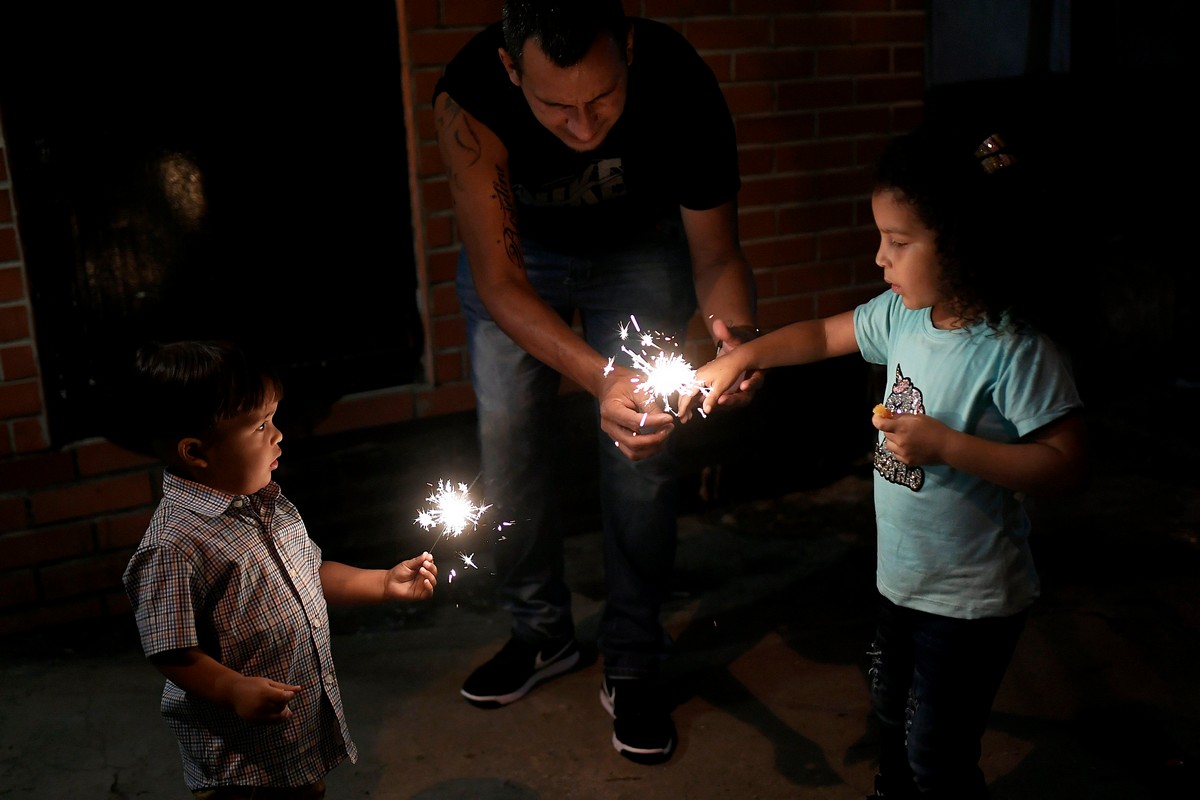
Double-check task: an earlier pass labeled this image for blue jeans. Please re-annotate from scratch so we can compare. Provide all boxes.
[456,226,696,679]
[868,593,1027,799]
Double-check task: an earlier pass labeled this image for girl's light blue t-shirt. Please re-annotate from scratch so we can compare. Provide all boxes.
[854,290,1083,618]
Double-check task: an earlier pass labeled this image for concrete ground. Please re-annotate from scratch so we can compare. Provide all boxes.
[1,380,1197,799]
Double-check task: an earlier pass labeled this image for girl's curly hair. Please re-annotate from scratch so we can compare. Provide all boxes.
[875,124,1039,333]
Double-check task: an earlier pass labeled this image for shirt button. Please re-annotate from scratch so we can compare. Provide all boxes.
[231,499,244,508]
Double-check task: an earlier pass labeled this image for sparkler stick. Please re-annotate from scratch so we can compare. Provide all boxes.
[414,477,492,553]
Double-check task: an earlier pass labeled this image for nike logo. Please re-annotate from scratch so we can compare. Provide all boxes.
[534,642,572,671]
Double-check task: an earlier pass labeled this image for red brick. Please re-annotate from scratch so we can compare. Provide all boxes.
[775,139,856,172]
[41,551,130,600]
[427,249,459,283]
[314,390,417,436]
[778,78,855,111]
[737,146,775,178]
[758,295,818,329]
[441,0,496,27]
[820,226,877,260]
[0,381,41,419]
[416,382,476,418]
[0,569,36,610]
[814,164,875,200]
[10,417,46,453]
[424,214,454,248]
[408,29,477,67]
[644,0,734,17]
[0,596,107,637]
[734,112,816,147]
[894,44,924,73]
[403,0,439,29]
[30,473,154,525]
[431,316,466,350]
[856,74,925,105]
[0,495,28,532]
[815,45,891,77]
[433,351,464,384]
[683,18,772,50]
[738,208,777,240]
[854,12,925,44]
[0,521,94,570]
[0,228,18,263]
[75,441,158,477]
[775,260,857,295]
[0,305,31,342]
[740,173,817,209]
[430,282,460,316]
[722,82,773,116]
[0,344,36,380]
[95,510,153,550]
[735,50,815,82]
[776,14,855,47]
[743,235,816,269]
[0,267,22,301]
[0,450,74,493]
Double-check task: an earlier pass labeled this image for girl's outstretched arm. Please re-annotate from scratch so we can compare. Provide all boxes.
[680,310,859,419]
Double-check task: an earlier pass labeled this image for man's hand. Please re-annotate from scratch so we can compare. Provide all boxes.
[599,365,677,461]
[709,318,765,409]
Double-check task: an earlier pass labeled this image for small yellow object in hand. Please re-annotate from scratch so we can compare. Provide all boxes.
[873,403,892,418]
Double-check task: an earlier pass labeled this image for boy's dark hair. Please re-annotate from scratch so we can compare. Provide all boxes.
[875,123,1036,333]
[502,0,629,71]
[129,340,280,461]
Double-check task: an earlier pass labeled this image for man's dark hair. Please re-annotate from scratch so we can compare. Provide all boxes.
[502,0,629,70]
[128,340,280,460]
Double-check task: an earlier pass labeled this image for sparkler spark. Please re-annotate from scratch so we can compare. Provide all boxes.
[607,315,710,416]
[414,479,492,551]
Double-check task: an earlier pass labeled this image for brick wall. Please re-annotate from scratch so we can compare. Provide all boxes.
[0,0,926,638]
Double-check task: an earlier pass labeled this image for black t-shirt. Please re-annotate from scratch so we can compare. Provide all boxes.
[433,18,740,253]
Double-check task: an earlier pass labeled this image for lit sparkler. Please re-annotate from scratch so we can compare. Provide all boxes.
[414,478,492,552]
[607,315,710,416]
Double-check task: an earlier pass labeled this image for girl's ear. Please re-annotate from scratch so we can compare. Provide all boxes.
[177,437,208,470]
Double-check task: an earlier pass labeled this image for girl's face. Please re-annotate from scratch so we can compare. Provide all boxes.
[871,188,954,327]
[191,394,283,496]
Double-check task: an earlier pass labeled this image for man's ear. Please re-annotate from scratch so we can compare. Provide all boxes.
[177,437,208,470]
[498,47,520,86]
[625,28,634,66]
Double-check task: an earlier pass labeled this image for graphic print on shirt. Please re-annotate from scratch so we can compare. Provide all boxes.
[515,157,626,207]
[873,363,925,492]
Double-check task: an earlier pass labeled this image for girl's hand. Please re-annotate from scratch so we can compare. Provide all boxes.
[872,411,950,466]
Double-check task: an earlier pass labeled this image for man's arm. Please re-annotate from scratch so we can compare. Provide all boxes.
[681,201,762,405]
[433,92,610,396]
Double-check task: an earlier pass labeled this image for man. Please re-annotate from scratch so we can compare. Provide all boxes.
[432,0,760,765]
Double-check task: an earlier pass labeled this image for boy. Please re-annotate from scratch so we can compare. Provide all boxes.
[122,340,438,799]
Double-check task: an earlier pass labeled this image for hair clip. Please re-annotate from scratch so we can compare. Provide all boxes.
[974,134,1015,173]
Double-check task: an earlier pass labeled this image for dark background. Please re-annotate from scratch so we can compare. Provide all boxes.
[0,0,424,445]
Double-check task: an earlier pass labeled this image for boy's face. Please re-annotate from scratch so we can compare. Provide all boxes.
[189,394,283,496]
[500,30,632,153]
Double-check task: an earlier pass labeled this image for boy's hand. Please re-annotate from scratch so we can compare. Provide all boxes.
[384,551,438,600]
[230,677,302,723]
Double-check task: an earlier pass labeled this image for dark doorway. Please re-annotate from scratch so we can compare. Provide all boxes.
[0,1,423,446]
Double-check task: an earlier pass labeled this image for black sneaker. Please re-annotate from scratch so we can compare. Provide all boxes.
[600,675,677,765]
[460,637,582,708]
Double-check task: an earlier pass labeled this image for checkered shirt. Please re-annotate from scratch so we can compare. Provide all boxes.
[122,470,357,790]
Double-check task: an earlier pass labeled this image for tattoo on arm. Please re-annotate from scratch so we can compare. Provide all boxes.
[494,167,524,271]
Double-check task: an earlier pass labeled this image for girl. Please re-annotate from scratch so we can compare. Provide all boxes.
[682,124,1087,798]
